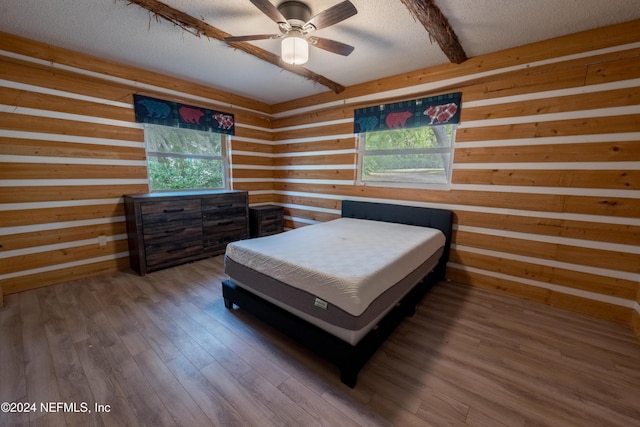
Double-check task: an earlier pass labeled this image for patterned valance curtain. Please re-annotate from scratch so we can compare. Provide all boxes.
[133,94,235,135]
[353,92,462,133]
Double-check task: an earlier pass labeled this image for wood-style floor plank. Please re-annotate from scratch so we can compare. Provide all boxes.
[19,290,66,427]
[165,355,249,426]
[0,255,638,427]
[134,348,215,427]
[74,337,140,427]
[37,286,103,427]
[0,293,28,427]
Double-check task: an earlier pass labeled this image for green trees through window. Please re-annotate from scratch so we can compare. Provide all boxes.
[145,125,227,191]
[359,125,455,186]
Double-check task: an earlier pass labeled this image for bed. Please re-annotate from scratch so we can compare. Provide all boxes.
[222,200,453,387]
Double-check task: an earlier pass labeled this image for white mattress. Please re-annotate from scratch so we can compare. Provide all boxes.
[225,217,445,317]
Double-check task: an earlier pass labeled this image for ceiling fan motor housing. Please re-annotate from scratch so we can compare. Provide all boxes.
[278,1,312,30]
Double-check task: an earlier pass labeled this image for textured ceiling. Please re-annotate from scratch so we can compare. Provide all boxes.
[1,0,640,104]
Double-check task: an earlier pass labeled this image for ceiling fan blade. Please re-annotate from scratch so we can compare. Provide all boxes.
[308,37,355,56]
[304,0,357,31]
[224,34,281,42]
[250,0,287,24]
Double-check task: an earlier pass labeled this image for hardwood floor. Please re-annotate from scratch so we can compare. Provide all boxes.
[1,256,639,427]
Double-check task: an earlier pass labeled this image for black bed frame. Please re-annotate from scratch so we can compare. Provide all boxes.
[222,200,453,387]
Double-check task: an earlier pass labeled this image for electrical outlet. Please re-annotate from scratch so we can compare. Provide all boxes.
[98,235,107,246]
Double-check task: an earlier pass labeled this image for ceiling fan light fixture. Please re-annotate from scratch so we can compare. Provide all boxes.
[281,32,309,65]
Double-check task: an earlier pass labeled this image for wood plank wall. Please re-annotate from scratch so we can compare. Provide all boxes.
[261,20,640,331]
[0,32,272,297]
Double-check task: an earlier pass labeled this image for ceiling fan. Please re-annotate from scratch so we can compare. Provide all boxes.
[224,0,358,65]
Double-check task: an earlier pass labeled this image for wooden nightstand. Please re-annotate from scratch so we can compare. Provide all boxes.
[249,205,284,237]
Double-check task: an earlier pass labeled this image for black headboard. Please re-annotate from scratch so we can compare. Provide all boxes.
[341,200,453,280]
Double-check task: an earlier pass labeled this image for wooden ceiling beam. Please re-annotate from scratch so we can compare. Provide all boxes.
[400,0,468,64]
[125,0,345,93]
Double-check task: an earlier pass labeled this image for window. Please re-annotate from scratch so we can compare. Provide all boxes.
[357,124,456,188]
[144,124,228,191]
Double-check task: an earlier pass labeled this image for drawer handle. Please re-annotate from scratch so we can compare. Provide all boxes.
[219,220,234,226]
[217,203,233,208]
[163,208,185,213]
[264,215,280,220]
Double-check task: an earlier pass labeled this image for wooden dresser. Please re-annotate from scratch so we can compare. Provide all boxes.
[124,190,248,275]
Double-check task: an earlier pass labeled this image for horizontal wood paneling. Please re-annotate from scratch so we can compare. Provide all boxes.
[1,204,125,227]
[272,107,353,129]
[234,126,273,141]
[0,114,144,141]
[248,193,274,205]
[232,168,275,179]
[275,123,353,141]
[454,210,639,246]
[283,207,338,223]
[0,31,271,295]
[446,268,632,324]
[454,141,640,163]
[274,194,342,211]
[1,222,127,252]
[0,137,147,160]
[460,48,640,103]
[1,240,128,275]
[0,86,135,122]
[460,65,588,103]
[452,169,639,189]
[0,57,135,103]
[272,183,640,218]
[232,154,273,167]
[0,185,148,204]
[0,31,271,114]
[231,139,273,152]
[233,111,273,129]
[0,163,148,180]
[585,55,640,85]
[454,230,638,273]
[273,153,356,166]
[272,138,355,154]
[456,115,640,142]
[265,19,640,331]
[449,250,637,299]
[461,88,640,122]
[562,194,639,218]
[273,169,355,180]
[232,181,275,192]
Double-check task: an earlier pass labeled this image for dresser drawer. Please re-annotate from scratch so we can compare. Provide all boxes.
[259,221,283,236]
[145,242,205,269]
[140,199,202,224]
[143,220,202,245]
[203,216,247,251]
[144,219,203,269]
[204,230,247,251]
[202,194,247,218]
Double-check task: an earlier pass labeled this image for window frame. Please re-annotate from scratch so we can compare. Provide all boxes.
[356,124,457,190]
[144,124,230,192]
